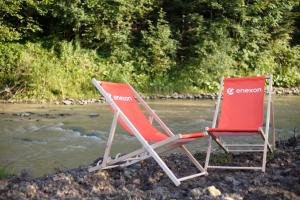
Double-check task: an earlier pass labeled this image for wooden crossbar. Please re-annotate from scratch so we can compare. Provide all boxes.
[227,149,264,152]
[178,172,207,182]
[225,144,265,147]
[207,166,262,170]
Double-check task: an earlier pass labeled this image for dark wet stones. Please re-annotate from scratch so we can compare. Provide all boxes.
[224,176,241,189]
[88,113,99,118]
[274,87,300,95]
[61,98,104,105]
[190,187,205,198]
[39,113,72,118]
[10,112,73,120]
[0,136,300,199]
[0,86,299,106]
[13,112,34,117]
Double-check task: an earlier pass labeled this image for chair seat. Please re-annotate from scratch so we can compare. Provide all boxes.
[207,128,260,137]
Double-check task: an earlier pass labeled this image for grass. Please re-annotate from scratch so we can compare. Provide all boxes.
[210,153,233,164]
[0,167,10,180]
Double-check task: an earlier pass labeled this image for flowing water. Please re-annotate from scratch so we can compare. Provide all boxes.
[0,96,299,177]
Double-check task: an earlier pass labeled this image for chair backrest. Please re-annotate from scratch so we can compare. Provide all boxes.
[218,77,266,130]
[99,81,168,142]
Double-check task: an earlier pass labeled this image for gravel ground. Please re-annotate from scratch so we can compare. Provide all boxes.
[0,136,299,200]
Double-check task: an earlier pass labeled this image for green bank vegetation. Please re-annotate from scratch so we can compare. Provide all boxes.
[0,167,10,179]
[0,0,299,100]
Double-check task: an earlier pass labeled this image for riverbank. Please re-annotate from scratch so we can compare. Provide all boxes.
[1,86,299,105]
[0,135,299,199]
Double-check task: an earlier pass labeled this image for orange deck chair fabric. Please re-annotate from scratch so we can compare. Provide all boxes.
[208,77,265,136]
[101,81,205,141]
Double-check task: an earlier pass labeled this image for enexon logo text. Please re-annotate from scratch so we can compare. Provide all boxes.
[107,93,133,101]
[226,87,262,95]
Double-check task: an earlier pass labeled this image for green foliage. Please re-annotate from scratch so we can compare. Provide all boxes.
[0,41,105,100]
[254,40,300,87]
[0,0,299,100]
[210,153,233,164]
[0,0,46,42]
[0,43,28,92]
[137,10,178,92]
[0,167,10,179]
[267,152,276,162]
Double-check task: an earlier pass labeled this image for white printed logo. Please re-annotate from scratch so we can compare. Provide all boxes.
[226,87,262,95]
[107,93,132,101]
[227,88,234,95]
[113,95,132,101]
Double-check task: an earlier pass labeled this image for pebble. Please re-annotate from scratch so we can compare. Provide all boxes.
[207,185,222,197]
[190,187,204,198]
[26,184,37,197]
[224,176,241,187]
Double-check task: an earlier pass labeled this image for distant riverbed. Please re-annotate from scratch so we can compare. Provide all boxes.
[0,96,299,177]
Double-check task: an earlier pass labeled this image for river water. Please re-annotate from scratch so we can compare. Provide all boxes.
[0,96,299,177]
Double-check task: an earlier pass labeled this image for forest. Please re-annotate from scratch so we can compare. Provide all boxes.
[0,0,299,100]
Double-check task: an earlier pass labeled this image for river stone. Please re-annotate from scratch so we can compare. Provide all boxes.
[0,180,8,190]
[153,187,169,199]
[224,192,244,200]
[79,101,86,105]
[193,94,200,99]
[21,112,32,117]
[148,171,164,184]
[132,178,141,185]
[171,92,179,99]
[123,169,133,179]
[52,174,73,184]
[62,100,73,105]
[92,183,105,193]
[26,184,38,198]
[189,187,204,198]
[186,94,194,99]
[1,136,300,199]
[89,113,99,118]
[225,176,241,187]
[207,185,221,197]
[94,171,109,180]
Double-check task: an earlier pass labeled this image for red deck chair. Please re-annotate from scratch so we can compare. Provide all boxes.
[205,75,275,172]
[89,78,207,186]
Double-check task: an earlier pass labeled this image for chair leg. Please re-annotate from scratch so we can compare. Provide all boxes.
[259,130,273,152]
[205,136,212,170]
[271,101,276,151]
[262,133,269,172]
[101,111,119,168]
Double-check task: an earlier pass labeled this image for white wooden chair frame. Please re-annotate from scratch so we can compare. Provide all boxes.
[89,78,207,186]
[205,75,275,172]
